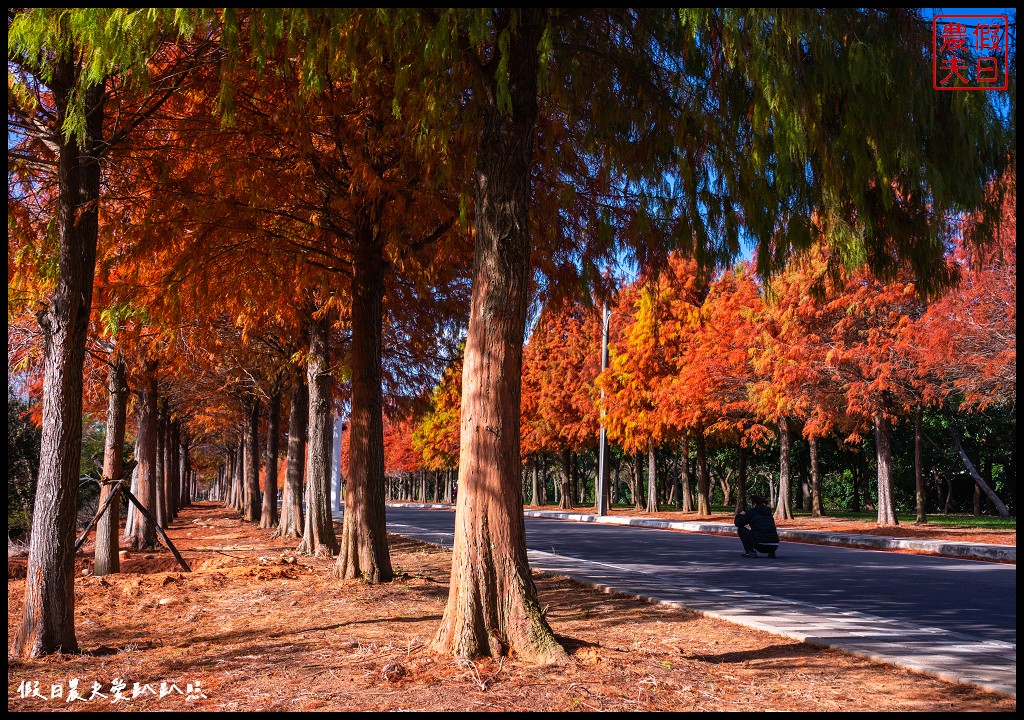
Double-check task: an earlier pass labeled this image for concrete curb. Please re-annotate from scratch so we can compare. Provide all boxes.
[384,503,1015,564]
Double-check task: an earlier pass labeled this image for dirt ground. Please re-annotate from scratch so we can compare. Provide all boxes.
[7,502,1016,712]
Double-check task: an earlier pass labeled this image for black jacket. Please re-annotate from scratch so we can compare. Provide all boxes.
[734,504,779,545]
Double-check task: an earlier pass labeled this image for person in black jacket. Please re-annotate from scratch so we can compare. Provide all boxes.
[735,495,780,558]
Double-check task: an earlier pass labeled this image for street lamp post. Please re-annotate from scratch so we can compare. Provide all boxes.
[596,302,611,516]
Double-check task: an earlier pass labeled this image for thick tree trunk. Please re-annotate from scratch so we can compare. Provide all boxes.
[16,65,104,658]
[809,436,823,517]
[298,309,339,556]
[243,395,261,523]
[873,412,899,526]
[131,364,159,550]
[432,10,565,665]
[646,444,658,513]
[95,357,128,577]
[338,212,392,582]
[774,417,794,521]
[261,389,281,529]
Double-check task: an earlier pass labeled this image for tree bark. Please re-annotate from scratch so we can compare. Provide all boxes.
[95,356,128,576]
[243,395,261,523]
[559,448,573,510]
[873,411,899,526]
[298,309,340,556]
[914,407,927,524]
[432,9,566,665]
[131,363,159,550]
[809,436,823,517]
[774,417,794,521]
[696,432,710,516]
[680,436,694,512]
[646,443,659,513]
[337,207,393,581]
[951,430,1010,517]
[16,65,105,658]
[261,388,281,529]
[122,433,140,541]
[155,400,167,528]
[631,453,644,510]
[166,419,179,523]
[734,444,748,513]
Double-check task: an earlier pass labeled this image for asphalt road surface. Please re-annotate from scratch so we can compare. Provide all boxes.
[380,505,1016,645]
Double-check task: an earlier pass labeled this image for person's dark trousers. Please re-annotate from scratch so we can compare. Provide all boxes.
[738,527,778,557]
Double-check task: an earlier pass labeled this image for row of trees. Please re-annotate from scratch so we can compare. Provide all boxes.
[396,206,1016,524]
[8,9,1013,667]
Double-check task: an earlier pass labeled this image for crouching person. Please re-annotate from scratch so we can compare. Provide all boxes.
[735,495,780,558]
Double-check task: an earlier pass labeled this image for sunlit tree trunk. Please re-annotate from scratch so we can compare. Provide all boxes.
[696,432,711,516]
[646,443,658,513]
[680,436,694,512]
[155,401,167,528]
[94,355,127,576]
[774,416,795,521]
[432,10,566,664]
[261,389,281,529]
[131,363,159,550]
[809,436,823,517]
[243,395,261,523]
[337,211,392,582]
[298,309,339,556]
[16,63,104,658]
[873,411,898,526]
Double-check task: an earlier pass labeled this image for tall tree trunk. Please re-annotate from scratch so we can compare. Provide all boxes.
[95,355,127,577]
[631,453,644,510]
[276,373,307,538]
[233,435,245,513]
[131,363,159,550]
[122,432,140,541]
[734,444,748,513]
[155,401,167,528]
[695,432,710,516]
[914,407,927,524]
[298,309,340,556]
[774,417,794,521]
[809,436,823,517]
[16,65,104,658]
[680,436,694,512]
[559,448,573,510]
[180,434,191,509]
[646,443,658,513]
[166,420,179,523]
[432,10,566,665]
[243,395,261,523]
[337,209,392,582]
[261,389,281,529]
[873,411,899,526]
[530,457,540,506]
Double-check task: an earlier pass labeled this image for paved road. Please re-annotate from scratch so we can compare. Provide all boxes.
[365,505,1016,697]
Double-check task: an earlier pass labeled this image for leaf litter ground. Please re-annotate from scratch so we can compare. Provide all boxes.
[7,502,1015,712]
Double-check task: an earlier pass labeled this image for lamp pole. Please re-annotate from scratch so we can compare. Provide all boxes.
[596,301,611,516]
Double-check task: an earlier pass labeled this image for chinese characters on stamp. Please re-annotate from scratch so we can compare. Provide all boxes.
[933,14,1009,90]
